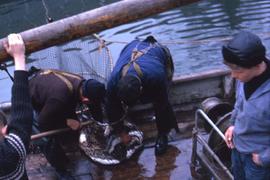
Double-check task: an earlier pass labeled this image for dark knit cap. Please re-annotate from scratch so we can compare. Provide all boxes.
[117,75,141,105]
[222,31,266,68]
[82,79,105,103]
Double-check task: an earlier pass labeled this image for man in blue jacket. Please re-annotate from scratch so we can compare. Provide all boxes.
[106,36,178,156]
[0,34,33,179]
[223,31,270,179]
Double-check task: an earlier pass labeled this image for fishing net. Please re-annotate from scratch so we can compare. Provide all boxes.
[26,34,113,84]
[79,119,143,165]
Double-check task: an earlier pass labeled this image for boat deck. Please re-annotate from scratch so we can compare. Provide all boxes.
[26,111,195,180]
[26,138,193,180]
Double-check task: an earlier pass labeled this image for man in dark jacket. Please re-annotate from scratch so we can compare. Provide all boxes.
[106,36,178,156]
[223,31,270,179]
[29,68,105,177]
[0,33,33,179]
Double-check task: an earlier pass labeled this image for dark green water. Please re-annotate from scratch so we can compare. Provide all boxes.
[1,0,270,101]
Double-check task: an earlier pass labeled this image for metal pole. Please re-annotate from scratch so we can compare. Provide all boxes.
[197,135,233,179]
[196,109,226,141]
[191,109,199,166]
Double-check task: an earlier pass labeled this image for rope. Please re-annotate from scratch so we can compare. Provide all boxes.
[98,31,270,46]
[41,0,53,23]
[100,37,230,46]
[93,33,114,73]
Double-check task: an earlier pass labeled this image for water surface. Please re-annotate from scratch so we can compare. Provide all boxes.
[1,0,270,101]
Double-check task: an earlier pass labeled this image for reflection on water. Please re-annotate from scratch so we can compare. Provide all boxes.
[1,0,270,102]
[146,145,180,179]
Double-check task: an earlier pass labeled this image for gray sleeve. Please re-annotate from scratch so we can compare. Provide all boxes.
[230,81,242,125]
[259,148,270,167]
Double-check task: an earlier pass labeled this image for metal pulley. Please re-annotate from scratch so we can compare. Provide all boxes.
[200,97,233,132]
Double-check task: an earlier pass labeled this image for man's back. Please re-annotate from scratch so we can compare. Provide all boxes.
[29,69,83,130]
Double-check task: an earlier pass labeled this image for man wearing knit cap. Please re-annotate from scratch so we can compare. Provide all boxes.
[222,31,270,179]
[106,36,178,156]
[0,34,33,179]
[29,68,105,178]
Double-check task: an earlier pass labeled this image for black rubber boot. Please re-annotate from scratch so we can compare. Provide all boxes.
[154,134,168,156]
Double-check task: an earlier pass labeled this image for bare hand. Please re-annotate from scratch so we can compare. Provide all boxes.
[66,119,81,130]
[1,125,7,136]
[252,153,262,166]
[3,34,26,70]
[225,125,235,149]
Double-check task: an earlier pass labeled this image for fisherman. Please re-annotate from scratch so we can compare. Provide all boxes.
[0,34,33,179]
[223,31,270,179]
[29,67,105,178]
[106,36,178,156]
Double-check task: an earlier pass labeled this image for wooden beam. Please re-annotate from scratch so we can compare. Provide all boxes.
[0,0,199,63]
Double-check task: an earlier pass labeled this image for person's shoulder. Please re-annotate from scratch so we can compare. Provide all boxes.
[0,138,25,179]
[0,134,24,164]
[125,39,140,48]
[5,133,26,155]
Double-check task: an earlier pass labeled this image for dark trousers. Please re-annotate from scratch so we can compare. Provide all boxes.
[154,102,178,135]
[231,148,270,180]
[32,113,69,171]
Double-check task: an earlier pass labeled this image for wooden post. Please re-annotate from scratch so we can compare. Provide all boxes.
[0,0,199,63]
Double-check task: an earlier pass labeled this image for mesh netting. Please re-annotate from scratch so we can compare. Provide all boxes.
[27,34,113,84]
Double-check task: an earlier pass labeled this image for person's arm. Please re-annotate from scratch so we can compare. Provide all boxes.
[105,82,125,133]
[0,70,31,178]
[4,34,33,146]
[88,102,103,122]
[229,81,241,125]
[225,81,241,148]
[0,34,33,178]
[224,126,235,149]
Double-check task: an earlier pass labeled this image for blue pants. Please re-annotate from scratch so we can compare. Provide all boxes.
[231,148,270,180]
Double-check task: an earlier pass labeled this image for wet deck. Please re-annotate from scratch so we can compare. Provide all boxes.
[26,138,193,180]
[26,111,195,180]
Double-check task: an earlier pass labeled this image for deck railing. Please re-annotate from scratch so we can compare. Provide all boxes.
[191,109,233,180]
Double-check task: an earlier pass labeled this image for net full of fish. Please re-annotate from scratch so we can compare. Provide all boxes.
[79,120,143,165]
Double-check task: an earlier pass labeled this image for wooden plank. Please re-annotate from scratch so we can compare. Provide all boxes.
[0,0,200,63]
